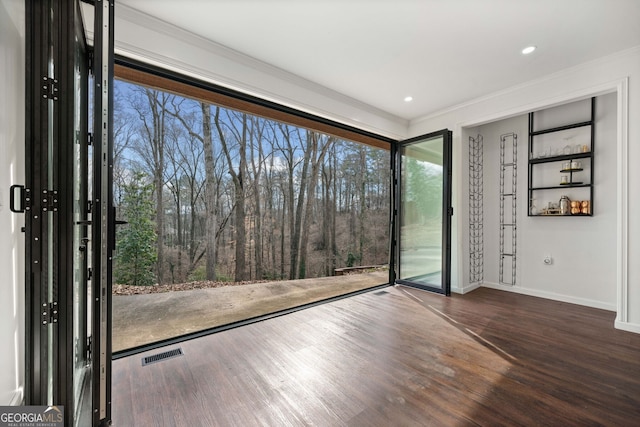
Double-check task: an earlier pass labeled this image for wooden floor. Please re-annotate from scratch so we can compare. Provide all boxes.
[112,286,640,426]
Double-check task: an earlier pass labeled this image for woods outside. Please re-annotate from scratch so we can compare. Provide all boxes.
[112,80,392,288]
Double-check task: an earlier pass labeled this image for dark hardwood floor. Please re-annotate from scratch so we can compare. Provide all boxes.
[112,286,640,426]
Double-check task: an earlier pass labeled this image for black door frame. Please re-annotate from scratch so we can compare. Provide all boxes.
[391,129,453,295]
[91,0,115,424]
[24,0,53,405]
[23,1,114,425]
[24,0,90,420]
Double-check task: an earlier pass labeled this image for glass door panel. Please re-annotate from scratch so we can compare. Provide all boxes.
[71,0,91,423]
[24,0,57,407]
[395,130,452,295]
[24,0,112,425]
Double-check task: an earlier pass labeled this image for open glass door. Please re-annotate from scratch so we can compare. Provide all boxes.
[393,130,452,295]
[23,0,114,425]
[24,0,91,423]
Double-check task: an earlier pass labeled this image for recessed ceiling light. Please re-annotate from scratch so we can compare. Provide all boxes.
[522,45,536,55]
[404,96,413,102]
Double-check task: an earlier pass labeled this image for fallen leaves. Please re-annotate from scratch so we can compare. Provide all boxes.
[112,280,270,295]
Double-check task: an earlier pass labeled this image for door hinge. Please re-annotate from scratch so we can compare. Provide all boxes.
[87,267,92,281]
[42,189,59,212]
[448,207,454,216]
[41,77,59,101]
[41,301,59,326]
[88,132,94,146]
[87,336,92,360]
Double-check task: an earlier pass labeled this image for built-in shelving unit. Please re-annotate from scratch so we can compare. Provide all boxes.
[528,97,595,216]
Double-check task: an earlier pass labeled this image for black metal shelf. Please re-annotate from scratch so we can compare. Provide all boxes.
[529,120,592,136]
[529,152,592,165]
[531,183,590,191]
[530,213,592,217]
[528,97,595,217]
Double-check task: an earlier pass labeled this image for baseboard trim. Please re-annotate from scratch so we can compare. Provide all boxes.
[8,388,23,406]
[615,318,640,334]
[481,282,616,312]
[452,282,482,295]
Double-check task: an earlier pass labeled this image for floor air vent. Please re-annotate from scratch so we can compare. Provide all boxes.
[142,348,184,366]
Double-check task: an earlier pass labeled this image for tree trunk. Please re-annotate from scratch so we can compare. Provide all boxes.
[298,133,333,279]
[358,145,367,264]
[201,104,218,280]
[322,164,332,276]
[322,148,337,276]
[280,182,287,279]
[250,117,264,280]
[331,149,337,273]
[215,108,247,281]
[277,126,301,280]
[291,135,311,279]
[143,89,166,285]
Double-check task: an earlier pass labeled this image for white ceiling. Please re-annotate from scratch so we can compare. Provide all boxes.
[118,0,640,122]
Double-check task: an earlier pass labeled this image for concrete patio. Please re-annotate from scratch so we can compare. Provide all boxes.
[112,270,388,352]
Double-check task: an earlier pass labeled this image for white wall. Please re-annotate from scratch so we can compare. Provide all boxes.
[470,95,617,310]
[0,0,25,406]
[410,46,640,332]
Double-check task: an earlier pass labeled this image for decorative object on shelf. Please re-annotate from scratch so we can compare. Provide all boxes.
[560,195,571,215]
[581,200,590,215]
[571,200,581,214]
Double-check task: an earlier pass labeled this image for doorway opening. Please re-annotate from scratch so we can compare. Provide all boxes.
[111,67,392,353]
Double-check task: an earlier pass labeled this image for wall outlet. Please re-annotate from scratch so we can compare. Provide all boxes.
[543,255,553,265]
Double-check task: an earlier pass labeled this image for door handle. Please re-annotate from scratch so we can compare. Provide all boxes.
[10,185,27,213]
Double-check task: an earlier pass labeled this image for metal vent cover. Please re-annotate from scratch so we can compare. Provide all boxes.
[142,348,184,366]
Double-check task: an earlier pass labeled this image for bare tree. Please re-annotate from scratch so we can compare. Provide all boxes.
[164,124,207,281]
[215,108,248,281]
[201,104,219,281]
[131,88,172,284]
[274,125,308,279]
[321,143,338,275]
[297,133,334,278]
[248,116,270,280]
[358,144,367,264]
[165,100,221,281]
